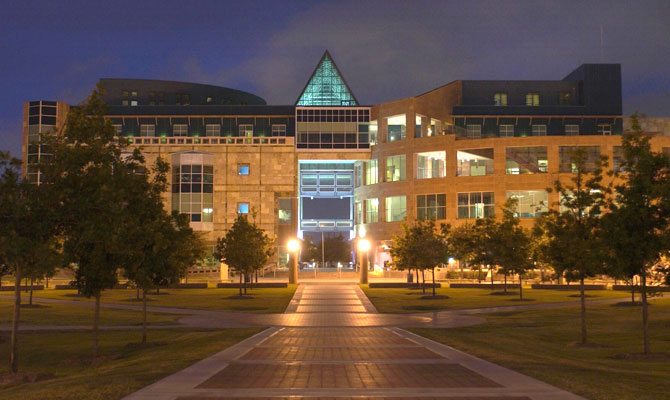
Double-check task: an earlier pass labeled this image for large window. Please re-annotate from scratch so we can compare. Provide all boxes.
[140,124,155,137]
[173,124,188,136]
[559,146,601,173]
[466,124,482,138]
[417,194,446,220]
[494,92,508,106]
[385,196,407,222]
[558,91,571,105]
[239,124,253,137]
[278,199,292,224]
[416,151,446,179]
[369,120,378,145]
[457,192,494,219]
[365,198,378,223]
[271,124,286,136]
[506,190,548,218]
[365,159,378,185]
[206,124,221,136]
[429,119,441,136]
[355,201,362,225]
[238,203,249,214]
[526,92,540,106]
[565,124,579,136]
[597,124,612,135]
[499,124,514,137]
[386,114,406,142]
[415,115,424,138]
[532,124,547,136]
[171,153,214,223]
[506,146,548,174]
[612,146,624,172]
[457,148,494,176]
[385,155,406,182]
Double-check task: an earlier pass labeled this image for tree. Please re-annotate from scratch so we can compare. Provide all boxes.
[450,223,483,282]
[300,235,320,264]
[40,85,142,356]
[122,157,205,343]
[535,148,608,344]
[469,217,499,290]
[0,151,59,373]
[322,234,352,265]
[214,212,274,296]
[390,220,450,297]
[601,112,670,355]
[494,199,533,299]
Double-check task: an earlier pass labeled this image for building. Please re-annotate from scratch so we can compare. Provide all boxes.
[22,51,670,271]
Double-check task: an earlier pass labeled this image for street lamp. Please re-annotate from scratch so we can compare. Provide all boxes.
[358,238,371,284]
[287,239,300,284]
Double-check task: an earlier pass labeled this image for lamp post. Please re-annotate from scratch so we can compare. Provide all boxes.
[358,238,371,284]
[287,239,300,284]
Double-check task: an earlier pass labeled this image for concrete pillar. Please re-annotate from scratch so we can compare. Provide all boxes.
[289,252,298,284]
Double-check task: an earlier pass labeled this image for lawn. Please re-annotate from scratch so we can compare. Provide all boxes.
[0,328,264,400]
[0,285,297,313]
[410,297,670,400]
[0,297,181,326]
[361,285,629,313]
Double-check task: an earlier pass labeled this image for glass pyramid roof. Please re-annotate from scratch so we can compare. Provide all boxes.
[296,51,358,106]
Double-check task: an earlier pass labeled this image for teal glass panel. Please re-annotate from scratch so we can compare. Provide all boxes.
[296,52,358,106]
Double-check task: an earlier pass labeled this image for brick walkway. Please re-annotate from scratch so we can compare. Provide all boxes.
[123,283,584,400]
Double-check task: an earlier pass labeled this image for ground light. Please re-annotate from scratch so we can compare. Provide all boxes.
[287,239,300,284]
[358,238,370,284]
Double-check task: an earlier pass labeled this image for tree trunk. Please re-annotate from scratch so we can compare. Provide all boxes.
[93,293,100,357]
[136,286,140,300]
[421,269,426,294]
[504,272,507,293]
[156,286,160,294]
[244,274,247,295]
[490,266,495,290]
[631,284,635,304]
[10,265,21,373]
[239,273,243,297]
[414,269,419,286]
[46,276,49,289]
[580,275,587,345]
[519,275,523,300]
[641,272,650,355]
[477,265,482,284]
[431,268,436,297]
[29,276,34,306]
[142,289,147,344]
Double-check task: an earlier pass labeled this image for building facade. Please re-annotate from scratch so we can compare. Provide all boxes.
[22,52,670,270]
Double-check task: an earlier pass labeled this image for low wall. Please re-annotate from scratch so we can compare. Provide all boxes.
[368,283,441,289]
[449,283,511,289]
[612,285,670,292]
[0,285,44,291]
[531,284,606,290]
[217,282,287,289]
[170,283,208,289]
[54,284,76,290]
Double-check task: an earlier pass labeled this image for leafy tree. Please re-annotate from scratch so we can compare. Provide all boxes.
[214,212,274,296]
[450,223,484,282]
[390,220,450,296]
[40,85,142,356]
[601,112,670,355]
[322,234,352,265]
[469,217,499,290]
[122,157,205,343]
[300,235,320,264]
[0,151,59,373]
[494,199,533,299]
[535,148,608,344]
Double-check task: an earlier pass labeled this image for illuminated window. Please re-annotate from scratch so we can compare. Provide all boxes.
[494,92,508,106]
[238,164,250,175]
[296,52,358,106]
[112,124,122,135]
[385,196,406,222]
[526,92,540,106]
[239,124,253,137]
[386,114,406,142]
[559,146,601,173]
[457,148,494,176]
[171,152,214,224]
[365,159,378,185]
[506,191,548,218]
[355,201,362,225]
[416,151,446,179]
[506,147,548,174]
[369,120,378,144]
[385,155,406,182]
[278,199,292,224]
[365,199,378,223]
[238,203,249,214]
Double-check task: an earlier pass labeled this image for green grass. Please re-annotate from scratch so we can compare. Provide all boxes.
[361,285,629,313]
[0,327,264,400]
[0,297,182,326]
[0,285,297,313]
[410,297,670,400]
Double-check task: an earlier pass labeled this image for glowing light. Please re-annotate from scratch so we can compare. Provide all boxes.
[359,226,366,238]
[448,257,455,264]
[358,238,371,252]
[287,239,300,253]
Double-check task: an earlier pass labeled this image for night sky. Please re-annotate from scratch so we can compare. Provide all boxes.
[1,0,669,157]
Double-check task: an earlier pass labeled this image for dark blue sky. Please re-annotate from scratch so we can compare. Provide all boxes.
[2,0,669,157]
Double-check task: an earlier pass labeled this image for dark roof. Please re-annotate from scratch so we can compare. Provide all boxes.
[105,105,295,116]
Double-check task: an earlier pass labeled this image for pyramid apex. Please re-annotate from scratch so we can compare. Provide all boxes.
[296,51,358,106]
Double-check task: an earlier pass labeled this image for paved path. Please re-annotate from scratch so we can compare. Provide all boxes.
[122,283,585,400]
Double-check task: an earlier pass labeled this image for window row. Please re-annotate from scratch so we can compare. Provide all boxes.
[115,123,287,137]
[296,108,370,123]
[355,190,549,224]
[464,123,611,138]
[492,91,572,107]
